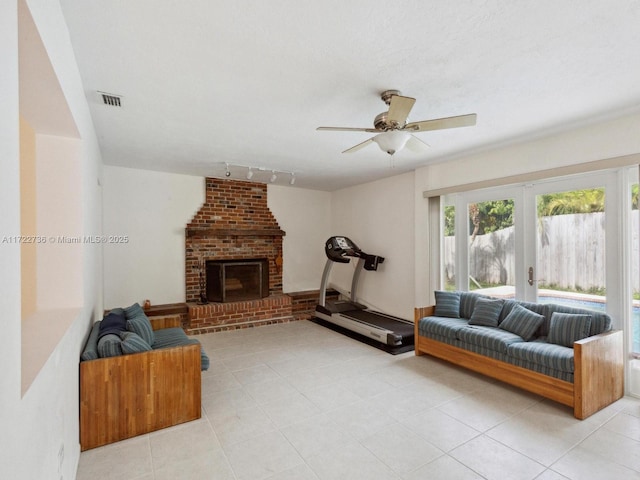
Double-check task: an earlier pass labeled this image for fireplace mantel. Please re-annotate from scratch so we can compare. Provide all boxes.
[186,227,286,238]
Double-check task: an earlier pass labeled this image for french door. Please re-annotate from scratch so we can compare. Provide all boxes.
[445,170,618,307]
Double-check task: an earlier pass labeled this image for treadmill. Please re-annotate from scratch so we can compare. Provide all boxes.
[314,236,414,348]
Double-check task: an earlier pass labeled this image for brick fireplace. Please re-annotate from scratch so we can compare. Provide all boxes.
[184,178,293,333]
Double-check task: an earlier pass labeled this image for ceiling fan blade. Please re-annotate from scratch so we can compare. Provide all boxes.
[404,113,477,132]
[387,95,416,127]
[317,126,379,133]
[405,134,430,153]
[342,138,373,153]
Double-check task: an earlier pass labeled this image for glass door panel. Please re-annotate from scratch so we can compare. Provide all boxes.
[443,203,456,291]
[467,198,515,298]
[534,187,606,309]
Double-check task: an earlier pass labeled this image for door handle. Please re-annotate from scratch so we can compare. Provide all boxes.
[528,267,534,286]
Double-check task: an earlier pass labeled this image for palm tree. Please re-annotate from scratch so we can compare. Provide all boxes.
[537,188,605,216]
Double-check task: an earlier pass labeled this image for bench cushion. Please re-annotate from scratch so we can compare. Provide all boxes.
[419,316,469,339]
[507,340,575,373]
[152,328,210,371]
[456,325,524,354]
[81,321,102,361]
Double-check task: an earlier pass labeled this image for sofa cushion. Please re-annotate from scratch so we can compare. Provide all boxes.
[119,331,152,354]
[98,311,127,339]
[81,321,102,361]
[468,297,504,327]
[434,290,461,318]
[419,316,470,339]
[457,325,524,353]
[108,307,125,317]
[97,333,123,358]
[127,313,155,346]
[152,327,210,371]
[547,312,592,348]
[507,341,575,373]
[499,304,544,341]
[124,302,145,319]
[460,291,488,319]
[541,303,610,336]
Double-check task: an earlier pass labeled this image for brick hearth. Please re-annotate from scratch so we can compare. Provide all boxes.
[184,178,293,332]
[186,294,293,334]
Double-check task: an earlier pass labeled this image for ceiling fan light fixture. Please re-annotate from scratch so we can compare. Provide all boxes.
[372,131,411,155]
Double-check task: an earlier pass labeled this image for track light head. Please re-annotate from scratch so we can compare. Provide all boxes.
[246,168,253,180]
[289,173,296,185]
[269,171,277,183]
[225,163,231,177]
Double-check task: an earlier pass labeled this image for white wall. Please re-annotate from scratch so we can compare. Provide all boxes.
[102,166,204,308]
[330,171,415,320]
[268,184,331,293]
[36,134,83,309]
[102,168,332,306]
[0,1,104,479]
[0,1,23,477]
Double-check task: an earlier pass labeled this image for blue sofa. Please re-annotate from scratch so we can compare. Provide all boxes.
[414,291,624,419]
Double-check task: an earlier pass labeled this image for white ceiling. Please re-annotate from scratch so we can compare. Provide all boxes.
[59,0,640,191]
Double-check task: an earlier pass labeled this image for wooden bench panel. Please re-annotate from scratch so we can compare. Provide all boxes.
[80,343,201,450]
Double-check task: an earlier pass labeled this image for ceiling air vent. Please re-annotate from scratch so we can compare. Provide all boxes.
[98,91,122,107]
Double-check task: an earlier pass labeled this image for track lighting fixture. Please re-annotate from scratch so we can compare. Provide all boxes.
[218,162,296,185]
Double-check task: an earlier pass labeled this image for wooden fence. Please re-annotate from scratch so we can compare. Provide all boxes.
[444,212,640,292]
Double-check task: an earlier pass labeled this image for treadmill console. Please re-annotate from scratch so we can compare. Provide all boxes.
[325,236,360,263]
[324,236,385,271]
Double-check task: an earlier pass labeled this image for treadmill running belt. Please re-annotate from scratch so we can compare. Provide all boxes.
[340,309,414,336]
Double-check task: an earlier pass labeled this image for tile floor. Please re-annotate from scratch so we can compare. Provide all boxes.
[76,320,640,480]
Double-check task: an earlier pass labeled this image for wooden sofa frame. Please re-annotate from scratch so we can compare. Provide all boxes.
[414,306,624,419]
[80,315,201,450]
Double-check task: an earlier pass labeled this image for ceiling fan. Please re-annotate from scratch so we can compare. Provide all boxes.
[317,90,477,155]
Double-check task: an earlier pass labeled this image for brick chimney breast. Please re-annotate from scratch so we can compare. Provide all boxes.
[185,178,285,303]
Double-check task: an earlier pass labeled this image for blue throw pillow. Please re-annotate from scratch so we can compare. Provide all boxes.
[81,321,102,361]
[434,291,461,318]
[468,297,504,327]
[126,314,155,346]
[98,311,127,340]
[124,303,145,319]
[548,312,592,348]
[97,333,123,358]
[499,303,544,341]
[119,331,152,354]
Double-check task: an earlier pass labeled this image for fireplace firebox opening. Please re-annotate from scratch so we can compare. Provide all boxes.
[206,259,269,303]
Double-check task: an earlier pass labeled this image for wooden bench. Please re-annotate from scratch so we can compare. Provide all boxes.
[414,305,624,419]
[79,315,201,450]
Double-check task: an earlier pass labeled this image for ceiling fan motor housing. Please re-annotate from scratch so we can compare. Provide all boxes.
[374,111,404,131]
